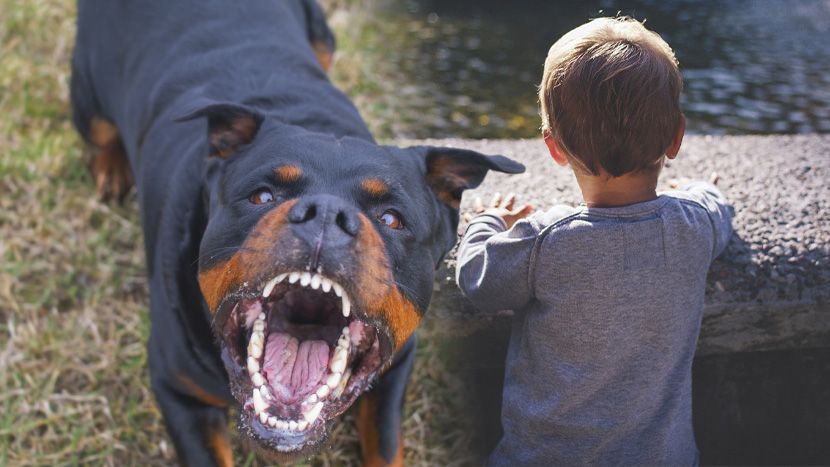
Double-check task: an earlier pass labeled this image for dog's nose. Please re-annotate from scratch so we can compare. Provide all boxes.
[288,194,362,241]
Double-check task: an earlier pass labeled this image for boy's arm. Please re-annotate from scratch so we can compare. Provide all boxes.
[456,213,540,312]
[678,180,734,260]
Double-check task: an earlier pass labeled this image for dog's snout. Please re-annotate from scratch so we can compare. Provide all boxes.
[289,195,361,239]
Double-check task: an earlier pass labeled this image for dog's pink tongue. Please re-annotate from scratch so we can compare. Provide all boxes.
[262,332,329,402]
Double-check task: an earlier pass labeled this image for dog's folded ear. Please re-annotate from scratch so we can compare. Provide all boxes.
[412,146,525,209]
[175,102,264,158]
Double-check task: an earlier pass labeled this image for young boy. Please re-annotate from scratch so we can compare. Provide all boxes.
[456,17,733,465]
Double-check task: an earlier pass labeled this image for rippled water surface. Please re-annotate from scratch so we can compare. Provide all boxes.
[365,0,830,138]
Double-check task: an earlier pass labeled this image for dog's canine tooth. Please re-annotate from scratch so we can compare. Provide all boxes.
[332,283,343,297]
[305,393,318,405]
[253,388,266,413]
[247,356,260,374]
[262,276,279,298]
[331,348,348,374]
[259,410,269,424]
[288,272,300,284]
[326,371,342,388]
[251,372,264,387]
[321,277,332,293]
[331,368,351,399]
[316,384,330,398]
[303,402,324,424]
[297,420,309,431]
[268,416,278,427]
[310,273,321,290]
[300,271,311,286]
[341,293,351,317]
[275,272,287,283]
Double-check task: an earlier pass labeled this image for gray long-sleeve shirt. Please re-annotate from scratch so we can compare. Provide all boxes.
[456,182,733,466]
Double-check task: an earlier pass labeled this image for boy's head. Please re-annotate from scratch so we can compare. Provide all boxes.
[539,17,684,177]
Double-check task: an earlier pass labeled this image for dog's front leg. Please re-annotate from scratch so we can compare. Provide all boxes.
[148,344,233,467]
[357,335,416,467]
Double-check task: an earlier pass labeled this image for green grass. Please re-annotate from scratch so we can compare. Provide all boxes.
[0,0,473,465]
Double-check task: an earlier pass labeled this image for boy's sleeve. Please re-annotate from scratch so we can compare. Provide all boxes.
[455,213,541,312]
[679,181,735,261]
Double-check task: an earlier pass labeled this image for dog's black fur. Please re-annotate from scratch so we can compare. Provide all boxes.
[71,0,523,464]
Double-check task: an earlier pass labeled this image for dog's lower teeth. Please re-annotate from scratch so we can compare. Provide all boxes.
[303,402,324,424]
[251,372,264,387]
[316,385,330,398]
[332,368,351,399]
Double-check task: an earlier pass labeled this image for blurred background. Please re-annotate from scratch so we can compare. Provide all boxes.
[0,0,827,465]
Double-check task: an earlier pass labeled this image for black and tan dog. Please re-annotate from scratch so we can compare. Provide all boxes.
[71,0,523,464]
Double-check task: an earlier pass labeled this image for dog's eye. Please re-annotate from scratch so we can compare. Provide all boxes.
[250,188,275,205]
[378,209,404,230]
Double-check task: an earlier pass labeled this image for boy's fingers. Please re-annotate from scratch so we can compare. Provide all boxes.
[504,193,516,210]
[490,192,502,209]
[516,204,534,216]
[710,172,720,185]
[473,196,484,213]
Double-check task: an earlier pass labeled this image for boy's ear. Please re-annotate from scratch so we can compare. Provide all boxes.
[665,114,686,160]
[544,131,569,167]
[175,101,264,158]
[411,146,525,209]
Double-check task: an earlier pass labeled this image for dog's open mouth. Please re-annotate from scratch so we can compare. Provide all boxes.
[217,271,393,453]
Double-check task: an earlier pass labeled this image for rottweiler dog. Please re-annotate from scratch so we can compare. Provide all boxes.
[70,0,523,464]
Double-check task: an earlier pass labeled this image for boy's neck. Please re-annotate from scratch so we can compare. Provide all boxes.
[574,168,660,208]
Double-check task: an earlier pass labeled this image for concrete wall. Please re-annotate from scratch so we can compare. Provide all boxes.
[407,135,830,463]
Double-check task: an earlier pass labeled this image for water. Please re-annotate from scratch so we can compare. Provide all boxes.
[367,0,830,138]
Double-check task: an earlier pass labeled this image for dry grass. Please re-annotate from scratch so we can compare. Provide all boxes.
[0,0,472,465]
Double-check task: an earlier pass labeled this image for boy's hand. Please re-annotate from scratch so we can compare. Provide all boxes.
[477,192,534,229]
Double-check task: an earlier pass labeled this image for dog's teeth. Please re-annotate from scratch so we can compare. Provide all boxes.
[341,294,351,317]
[289,420,298,431]
[316,385,330,398]
[247,357,260,373]
[259,410,269,424]
[288,272,300,284]
[251,372,264,387]
[297,420,309,431]
[253,388,266,414]
[277,420,288,430]
[268,416,278,427]
[248,341,263,359]
[305,393,318,405]
[331,348,348,374]
[326,371,342,388]
[275,272,287,283]
[321,277,332,293]
[303,402,324,424]
[331,368,351,399]
[342,326,350,336]
[332,283,343,297]
[253,320,265,333]
[262,276,279,298]
[300,272,311,286]
[258,312,266,321]
[259,385,271,400]
[310,274,321,290]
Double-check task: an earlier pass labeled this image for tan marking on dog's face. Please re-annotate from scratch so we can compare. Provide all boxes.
[353,216,421,349]
[198,201,297,312]
[360,178,389,198]
[274,165,303,184]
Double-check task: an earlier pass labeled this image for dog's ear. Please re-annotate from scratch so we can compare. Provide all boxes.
[411,146,525,209]
[175,102,264,158]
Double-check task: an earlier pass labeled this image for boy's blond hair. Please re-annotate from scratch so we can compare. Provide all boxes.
[539,17,683,177]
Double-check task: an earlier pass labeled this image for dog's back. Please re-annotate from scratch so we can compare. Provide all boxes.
[72,0,369,164]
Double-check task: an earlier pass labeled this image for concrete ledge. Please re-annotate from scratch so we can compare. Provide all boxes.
[409,135,830,356]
